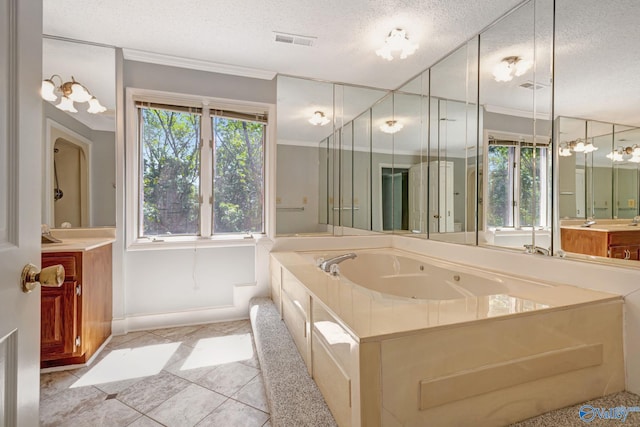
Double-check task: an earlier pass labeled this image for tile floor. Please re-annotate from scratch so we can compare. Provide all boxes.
[40,320,271,427]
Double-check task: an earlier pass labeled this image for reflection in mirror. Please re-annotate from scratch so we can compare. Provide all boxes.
[430,38,479,244]
[398,72,429,235]
[555,0,640,263]
[478,0,553,251]
[275,76,387,236]
[338,84,389,234]
[393,90,425,234]
[42,38,116,228]
[614,126,640,220]
[371,94,394,232]
[352,111,372,230]
[276,76,334,236]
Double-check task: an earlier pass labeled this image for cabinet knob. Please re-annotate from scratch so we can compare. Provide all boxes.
[21,264,64,293]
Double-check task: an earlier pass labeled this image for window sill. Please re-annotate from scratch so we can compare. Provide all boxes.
[126,234,268,251]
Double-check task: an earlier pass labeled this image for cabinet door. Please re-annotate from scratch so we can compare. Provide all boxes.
[609,245,640,260]
[41,280,78,360]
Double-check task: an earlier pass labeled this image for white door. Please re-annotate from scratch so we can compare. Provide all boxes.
[429,161,455,232]
[576,168,586,217]
[0,0,43,425]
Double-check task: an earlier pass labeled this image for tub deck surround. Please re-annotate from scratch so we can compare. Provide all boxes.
[270,248,625,426]
[273,248,621,340]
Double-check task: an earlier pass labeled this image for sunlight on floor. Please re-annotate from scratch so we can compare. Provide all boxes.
[71,342,181,388]
[180,333,253,371]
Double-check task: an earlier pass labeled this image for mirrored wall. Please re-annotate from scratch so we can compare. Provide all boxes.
[42,37,117,228]
[275,0,640,266]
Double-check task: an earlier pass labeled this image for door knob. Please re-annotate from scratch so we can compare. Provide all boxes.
[21,264,64,293]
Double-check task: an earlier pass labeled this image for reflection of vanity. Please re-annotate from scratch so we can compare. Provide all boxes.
[561,223,640,260]
[41,230,114,368]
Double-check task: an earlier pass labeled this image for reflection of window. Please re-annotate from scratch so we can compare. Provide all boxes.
[487,140,547,228]
[137,101,266,238]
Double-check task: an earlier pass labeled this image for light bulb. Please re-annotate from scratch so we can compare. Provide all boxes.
[573,141,586,152]
[56,96,77,113]
[87,97,107,114]
[492,61,513,82]
[559,146,572,157]
[514,59,532,77]
[308,111,330,126]
[583,142,598,153]
[380,120,403,134]
[41,79,57,102]
[376,29,417,61]
[68,81,92,103]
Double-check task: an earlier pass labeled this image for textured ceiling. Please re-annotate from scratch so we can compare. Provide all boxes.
[43,0,640,147]
[43,0,523,89]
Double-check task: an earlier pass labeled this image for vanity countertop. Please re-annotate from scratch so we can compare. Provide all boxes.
[561,224,640,232]
[272,249,621,341]
[41,237,115,253]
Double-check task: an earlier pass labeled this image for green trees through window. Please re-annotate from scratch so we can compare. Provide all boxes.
[213,117,264,233]
[139,105,265,237]
[141,108,201,236]
[487,144,546,228]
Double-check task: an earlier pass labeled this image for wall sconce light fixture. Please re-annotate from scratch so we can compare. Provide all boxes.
[375,28,418,61]
[308,110,330,126]
[558,138,598,156]
[41,75,107,114]
[380,120,403,134]
[606,145,640,162]
[492,56,533,82]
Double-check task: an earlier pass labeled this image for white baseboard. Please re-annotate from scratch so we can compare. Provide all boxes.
[112,281,269,335]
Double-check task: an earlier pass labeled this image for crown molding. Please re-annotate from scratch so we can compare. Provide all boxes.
[122,49,277,80]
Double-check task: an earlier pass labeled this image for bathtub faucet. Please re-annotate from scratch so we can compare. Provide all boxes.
[523,244,550,256]
[319,253,357,273]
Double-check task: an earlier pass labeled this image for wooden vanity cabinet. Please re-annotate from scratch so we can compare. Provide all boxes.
[40,244,112,368]
[561,228,640,260]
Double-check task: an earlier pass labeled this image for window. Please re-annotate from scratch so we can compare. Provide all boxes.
[487,139,548,228]
[133,96,267,241]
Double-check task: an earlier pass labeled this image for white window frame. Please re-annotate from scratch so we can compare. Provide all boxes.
[484,130,549,230]
[125,87,275,249]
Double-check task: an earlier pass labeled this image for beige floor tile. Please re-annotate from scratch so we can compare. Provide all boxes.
[147,383,227,426]
[126,416,165,426]
[40,385,106,427]
[40,320,271,427]
[67,398,141,427]
[232,375,269,412]
[195,361,260,397]
[40,370,78,401]
[164,353,218,382]
[116,370,190,413]
[151,324,204,340]
[108,332,172,351]
[106,331,150,349]
[182,321,249,348]
[262,419,271,427]
[196,399,269,427]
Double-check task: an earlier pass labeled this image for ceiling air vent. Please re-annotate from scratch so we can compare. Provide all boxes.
[519,80,549,90]
[274,32,316,47]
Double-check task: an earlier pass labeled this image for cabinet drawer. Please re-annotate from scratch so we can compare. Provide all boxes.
[609,245,640,260]
[282,271,309,317]
[42,254,79,280]
[312,333,352,427]
[608,231,640,246]
[282,290,309,369]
